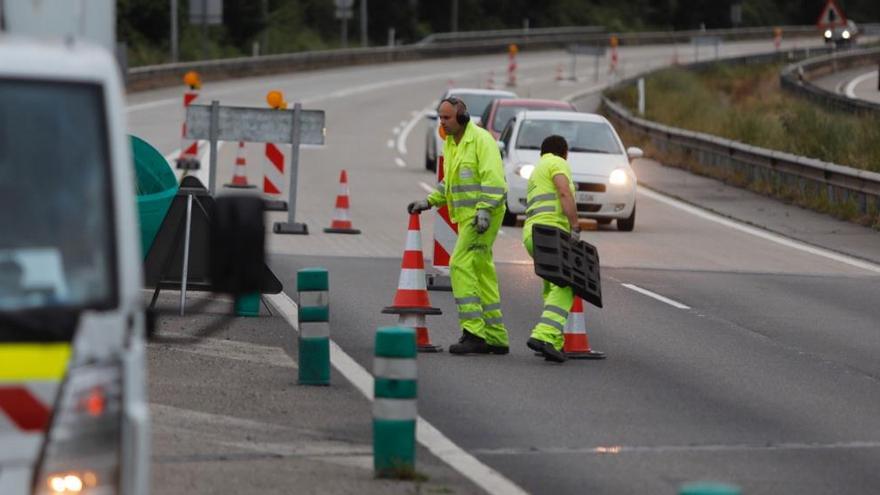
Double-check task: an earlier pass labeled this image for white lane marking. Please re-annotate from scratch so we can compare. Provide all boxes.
[397,108,428,156]
[126,97,180,112]
[264,292,527,495]
[844,71,877,98]
[561,82,608,103]
[621,283,691,310]
[418,181,435,194]
[395,157,406,168]
[638,187,880,275]
[386,139,395,149]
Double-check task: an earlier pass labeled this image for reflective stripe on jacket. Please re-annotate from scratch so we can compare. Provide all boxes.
[426,121,507,224]
[523,153,574,233]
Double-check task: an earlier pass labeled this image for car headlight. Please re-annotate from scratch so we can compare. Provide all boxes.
[34,362,122,495]
[842,30,850,39]
[516,164,535,179]
[824,29,832,39]
[609,168,629,186]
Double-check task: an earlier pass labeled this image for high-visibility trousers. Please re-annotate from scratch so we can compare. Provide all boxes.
[449,206,508,347]
[524,224,572,351]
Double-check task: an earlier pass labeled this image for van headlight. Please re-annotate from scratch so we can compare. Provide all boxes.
[609,168,629,186]
[824,29,833,39]
[515,164,535,179]
[34,362,122,495]
[842,30,850,39]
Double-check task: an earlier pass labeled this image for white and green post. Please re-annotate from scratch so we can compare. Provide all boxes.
[297,267,330,386]
[373,326,417,477]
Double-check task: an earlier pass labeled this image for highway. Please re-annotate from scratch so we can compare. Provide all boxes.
[128,37,880,494]
[813,63,880,103]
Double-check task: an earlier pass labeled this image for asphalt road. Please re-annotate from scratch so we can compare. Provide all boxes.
[128,36,880,494]
[812,63,880,103]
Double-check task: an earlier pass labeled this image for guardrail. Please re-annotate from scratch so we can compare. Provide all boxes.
[780,46,880,115]
[415,25,606,45]
[600,49,880,220]
[127,25,822,91]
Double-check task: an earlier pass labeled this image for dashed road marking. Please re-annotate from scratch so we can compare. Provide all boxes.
[622,283,691,309]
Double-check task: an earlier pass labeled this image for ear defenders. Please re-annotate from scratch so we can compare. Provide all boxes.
[442,97,470,126]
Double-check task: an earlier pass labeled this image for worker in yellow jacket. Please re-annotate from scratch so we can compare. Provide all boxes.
[407,96,509,355]
[523,135,581,363]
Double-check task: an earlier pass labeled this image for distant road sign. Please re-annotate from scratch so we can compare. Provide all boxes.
[816,0,846,29]
[335,8,353,20]
[567,44,605,56]
[186,105,325,145]
[334,0,354,8]
[189,0,222,25]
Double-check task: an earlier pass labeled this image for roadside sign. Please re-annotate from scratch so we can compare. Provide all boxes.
[334,0,354,7]
[186,105,325,145]
[335,8,353,20]
[816,0,846,29]
[567,44,605,56]
[189,0,223,25]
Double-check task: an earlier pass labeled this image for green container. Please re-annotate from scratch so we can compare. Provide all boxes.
[130,135,178,257]
[679,482,741,495]
[234,292,261,317]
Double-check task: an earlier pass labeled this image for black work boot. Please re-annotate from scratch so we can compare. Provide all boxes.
[449,330,490,355]
[487,342,509,355]
[526,338,567,363]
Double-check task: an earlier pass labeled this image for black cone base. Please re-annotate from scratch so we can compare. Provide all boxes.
[381,305,442,315]
[565,349,606,360]
[418,344,444,353]
[324,227,361,234]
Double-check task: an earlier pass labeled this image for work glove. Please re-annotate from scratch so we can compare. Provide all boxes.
[474,209,491,234]
[570,227,581,242]
[407,200,431,215]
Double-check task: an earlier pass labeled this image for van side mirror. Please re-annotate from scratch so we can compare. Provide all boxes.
[626,147,644,159]
[425,110,438,120]
[210,194,265,294]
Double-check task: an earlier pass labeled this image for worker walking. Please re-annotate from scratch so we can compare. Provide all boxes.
[522,135,581,363]
[407,97,509,355]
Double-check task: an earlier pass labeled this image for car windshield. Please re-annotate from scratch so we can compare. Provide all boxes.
[0,79,116,314]
[515,119,622,154]
[453,93,511,120]
[492,105,571,132]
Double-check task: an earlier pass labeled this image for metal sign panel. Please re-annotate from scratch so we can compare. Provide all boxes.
[691,35,722,46]
[189,0,223,25]
[567,44,605,56]
[335,8,354,20]
[185,105,325,145]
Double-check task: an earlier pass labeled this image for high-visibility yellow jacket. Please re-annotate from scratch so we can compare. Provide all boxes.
[523,153,575,233]
[427,121,507,224]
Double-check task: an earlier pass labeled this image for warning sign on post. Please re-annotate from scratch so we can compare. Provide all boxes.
[816,0,846,29]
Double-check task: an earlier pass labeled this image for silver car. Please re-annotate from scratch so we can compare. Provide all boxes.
[424,88,517,171]
[498,110,642,231]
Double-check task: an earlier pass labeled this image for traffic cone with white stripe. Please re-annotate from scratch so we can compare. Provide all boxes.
[563,296,605,359]
[324,169,361,234]
[555,63,564,82]
[382,213,443,352]
[225,141,255,188]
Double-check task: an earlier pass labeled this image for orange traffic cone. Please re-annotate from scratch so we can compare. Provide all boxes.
[563,296,605,359]
[555,63,564,82]
[486,70,495,89]
[225,141,255,188]
[382,214,443,352]
[324,169,361,234]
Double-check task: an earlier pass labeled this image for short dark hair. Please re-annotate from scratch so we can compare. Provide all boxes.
[540,135,568,158]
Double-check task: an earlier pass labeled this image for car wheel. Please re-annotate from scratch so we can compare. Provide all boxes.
[502,204,517,226]
[617,206,635,232]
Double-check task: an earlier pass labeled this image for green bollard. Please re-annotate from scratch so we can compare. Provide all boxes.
[234,292,261,317]
[373,326,417,478]
[297,268,330,386]
[679,482,742,495]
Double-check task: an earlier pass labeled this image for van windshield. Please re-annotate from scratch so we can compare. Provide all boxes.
[0,79,116,313]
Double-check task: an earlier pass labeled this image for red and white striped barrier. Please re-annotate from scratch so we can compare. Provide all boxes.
[263,142,285,198]
[427,156,457,291]
[178,89,199,161]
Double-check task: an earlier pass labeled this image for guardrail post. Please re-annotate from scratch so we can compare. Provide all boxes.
[373,326,417,478]
[297,268,330,386]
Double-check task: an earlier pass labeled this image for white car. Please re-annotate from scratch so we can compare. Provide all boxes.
[498,111,642,231]
[424,88,517,171]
